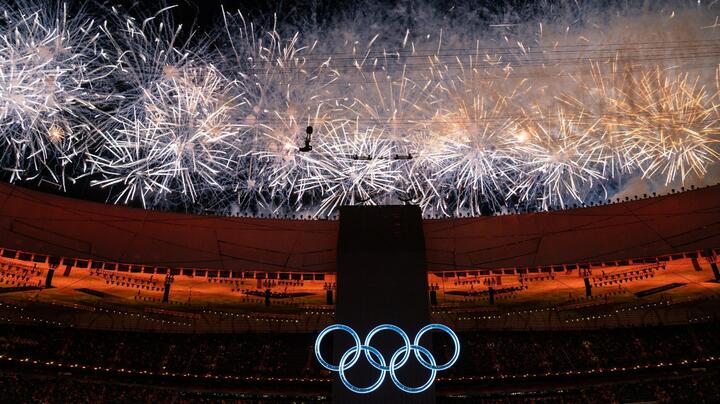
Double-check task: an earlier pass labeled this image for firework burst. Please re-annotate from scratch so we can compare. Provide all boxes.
[224,10,341,210]
[511,111,607,210]
[89,63,242,208]
[0,1,110,187]
[300,121,402,217]
[616,68,720,185]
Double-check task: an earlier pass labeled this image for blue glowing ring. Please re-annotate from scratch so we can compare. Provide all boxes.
[364,324,411,371]
[389,344,437,394]
[338,345,386,394]
[314,324,361,372]
[413,323,460,371]
[314,323,459,394]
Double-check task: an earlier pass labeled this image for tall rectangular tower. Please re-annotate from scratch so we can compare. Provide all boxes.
[334,205,433,403]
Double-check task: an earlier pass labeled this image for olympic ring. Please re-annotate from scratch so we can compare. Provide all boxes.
[314,324,361,371]
[364,324,411,371]
[314,323,460,394]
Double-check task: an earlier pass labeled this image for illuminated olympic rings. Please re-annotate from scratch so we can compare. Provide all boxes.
[314,323,460,394]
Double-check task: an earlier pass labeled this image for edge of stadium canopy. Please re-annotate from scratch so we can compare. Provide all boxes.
[8,179,718,221]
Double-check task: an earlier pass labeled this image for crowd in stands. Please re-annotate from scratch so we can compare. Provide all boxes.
[448,285,526,297]
[242,289,310,299]
[0,321,718,381]
[0,372,174,404]
[0,324,315,378]
[444,322,720,377]
[1,322,278,378]
[0,369,718,403]
[439,371,720,403]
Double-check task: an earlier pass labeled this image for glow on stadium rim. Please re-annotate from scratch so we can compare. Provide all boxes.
[314,323,460,394]
[1,2,719,219]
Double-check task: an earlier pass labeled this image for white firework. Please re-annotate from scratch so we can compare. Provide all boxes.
[409,53,531,216]
[338,34,440,142]
[299,121,402,217]
[89,64,242,208]
[556,61,641,179]
[96,5,202,131]
[0,1,109,187]
[615,68,720,186]
[228,154,275,215]
[413,122,521,216]
[0,2,717,218]
[224,10,341,209]
[511,111,606,210]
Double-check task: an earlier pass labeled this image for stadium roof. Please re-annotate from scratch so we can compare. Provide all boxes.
[0,182,718,272]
